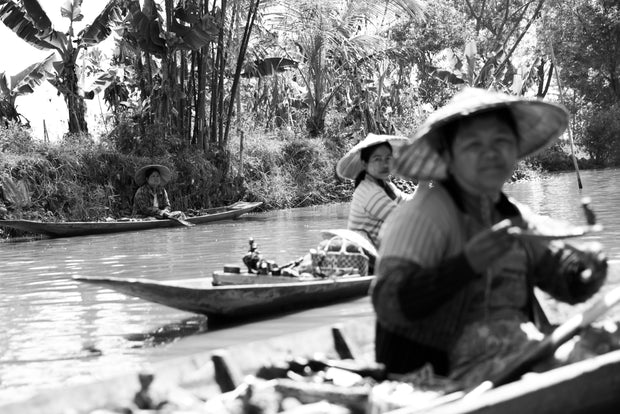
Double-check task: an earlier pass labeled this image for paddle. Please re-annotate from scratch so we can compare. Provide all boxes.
[165,214,195,227]
[391,283,620,414]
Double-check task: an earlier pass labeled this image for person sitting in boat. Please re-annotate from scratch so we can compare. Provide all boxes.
[132,164,186,220]
[336,133,414,249]
[371,87,608,387]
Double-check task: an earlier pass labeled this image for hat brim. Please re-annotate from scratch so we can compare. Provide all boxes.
[336,134,410,180]
[320,229,378,258]
[134,164,172,186]
[394,88,569,181]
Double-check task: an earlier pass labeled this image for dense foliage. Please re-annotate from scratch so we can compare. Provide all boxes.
[0,0,617,237]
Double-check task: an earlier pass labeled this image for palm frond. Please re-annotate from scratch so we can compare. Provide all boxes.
[169,13,219,51]
[60,0,84,23]
[0,0,56,50]
[79,0,126,47]
[9,52,58,96]
[0,72,11,99]
[22,0,52,32]
[82,68,119,96]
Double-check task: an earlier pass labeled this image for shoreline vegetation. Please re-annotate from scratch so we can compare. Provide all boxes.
[0,114,598,240]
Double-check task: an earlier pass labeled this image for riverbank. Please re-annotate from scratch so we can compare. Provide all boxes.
[0,121,597,240]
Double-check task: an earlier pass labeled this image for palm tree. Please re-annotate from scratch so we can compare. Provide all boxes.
[0,0,125,134]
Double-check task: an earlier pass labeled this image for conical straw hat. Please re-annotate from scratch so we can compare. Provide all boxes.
[393,87,569,181]
[336,134,410,180]
[134,164,172,186]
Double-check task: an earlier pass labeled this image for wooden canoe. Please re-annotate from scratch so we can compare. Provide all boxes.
[73,274,375,320]
[0,201,262,238]
[5,313,620,414]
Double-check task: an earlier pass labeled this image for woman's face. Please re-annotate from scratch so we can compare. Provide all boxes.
[445,113,518,196]
[147,170,162,187]
[363,144,393,180]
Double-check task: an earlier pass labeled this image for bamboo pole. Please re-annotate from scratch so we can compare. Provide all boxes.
[43,119,49,143]
[238,129,244,178]
[548,41,583,189]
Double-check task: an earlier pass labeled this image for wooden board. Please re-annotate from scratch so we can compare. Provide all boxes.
[211,270,367,286]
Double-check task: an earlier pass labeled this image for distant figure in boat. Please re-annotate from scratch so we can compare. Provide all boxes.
[132,164,186,220]
[336,133,414,250]
[372,88,609,387]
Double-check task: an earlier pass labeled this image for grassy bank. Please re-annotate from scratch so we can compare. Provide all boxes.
[0,121,357,238]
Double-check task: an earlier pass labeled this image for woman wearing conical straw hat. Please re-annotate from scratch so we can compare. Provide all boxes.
[371,88,608,386]
[335,133,413,249]
[132,164,186,220]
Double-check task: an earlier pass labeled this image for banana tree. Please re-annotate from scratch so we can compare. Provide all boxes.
[0,0,125,134]
[0,51,57,125]
[115,0,222,146]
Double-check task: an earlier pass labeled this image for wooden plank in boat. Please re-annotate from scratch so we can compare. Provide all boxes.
[211,271,366,286]
[211,271,314,285]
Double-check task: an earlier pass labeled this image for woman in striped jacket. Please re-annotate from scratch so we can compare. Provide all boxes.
[336,134,413,249]
[372,88,608,386]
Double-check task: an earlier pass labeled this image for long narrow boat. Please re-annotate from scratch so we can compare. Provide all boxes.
[73,273,375,320]
[0,201,262,238]
[4,314,620,414]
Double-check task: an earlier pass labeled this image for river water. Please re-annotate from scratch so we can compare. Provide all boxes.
[1,168,619,404]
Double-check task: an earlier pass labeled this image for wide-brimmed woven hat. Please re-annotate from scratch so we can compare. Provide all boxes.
[336,133,410,180]
[134,164,172,186]
[393,87,569,181]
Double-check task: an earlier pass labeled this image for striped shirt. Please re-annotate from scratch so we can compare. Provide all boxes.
[373,180,603,353]
[347,177,412,247]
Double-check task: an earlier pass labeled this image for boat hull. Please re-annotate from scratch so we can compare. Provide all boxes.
[0,201,262,237]
[417,348,620,414]
[74,274,375,319]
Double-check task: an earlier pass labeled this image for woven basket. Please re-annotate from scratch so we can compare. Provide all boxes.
[311,236,369,277]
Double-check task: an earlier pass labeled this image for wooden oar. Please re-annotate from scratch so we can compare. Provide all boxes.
[166,215,195,227]
[390,284,620,414]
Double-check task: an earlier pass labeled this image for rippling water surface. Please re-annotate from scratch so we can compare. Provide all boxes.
[1,168,619,403]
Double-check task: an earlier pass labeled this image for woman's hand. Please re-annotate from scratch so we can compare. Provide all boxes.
[160,209,170,218]
[464,219,516,274]
[571,242,607,292]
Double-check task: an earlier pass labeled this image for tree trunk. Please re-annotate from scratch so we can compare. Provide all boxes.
[224,0,260,146]
[194,48,207,150]
[63,59,88,134]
